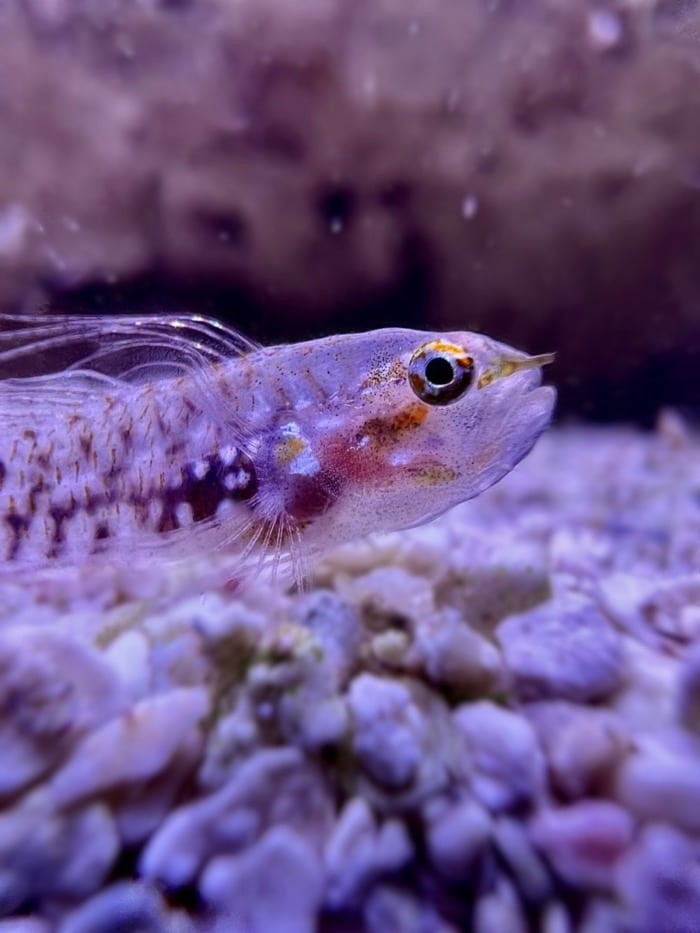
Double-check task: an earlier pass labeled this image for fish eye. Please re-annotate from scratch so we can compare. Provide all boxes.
[408,341,474,406]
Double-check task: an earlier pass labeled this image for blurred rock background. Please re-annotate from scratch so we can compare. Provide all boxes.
[0,0,699,419]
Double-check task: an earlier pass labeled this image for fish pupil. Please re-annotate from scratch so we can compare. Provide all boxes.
[425,356,455,387]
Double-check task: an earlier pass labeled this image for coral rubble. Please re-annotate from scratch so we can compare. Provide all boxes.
[0,418,698,930]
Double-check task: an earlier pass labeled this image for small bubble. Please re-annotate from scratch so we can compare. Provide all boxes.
[408,20,420,35]
[588,10,623,51]
[0,204,31,256]
[462,195,479,219]
[329,218,344,234]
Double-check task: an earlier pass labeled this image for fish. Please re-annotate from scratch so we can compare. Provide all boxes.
[0,313,556,584]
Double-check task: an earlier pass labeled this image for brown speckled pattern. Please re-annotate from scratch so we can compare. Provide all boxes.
[0,321,555,575]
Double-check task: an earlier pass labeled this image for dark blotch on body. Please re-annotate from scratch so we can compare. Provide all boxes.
[92,522,111,553]
[284,471,338,524]
[48,503,77,557]
[5,446,259,562]
[157,448,258,532]
[79,433,93,460]
[5,511,30,560]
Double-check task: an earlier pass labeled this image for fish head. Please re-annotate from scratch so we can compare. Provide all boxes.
[309,327,556,541]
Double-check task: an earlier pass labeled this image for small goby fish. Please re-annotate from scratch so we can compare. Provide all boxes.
[0,313,556,583]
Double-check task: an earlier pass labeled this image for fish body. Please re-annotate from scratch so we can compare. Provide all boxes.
[0,314,556,581]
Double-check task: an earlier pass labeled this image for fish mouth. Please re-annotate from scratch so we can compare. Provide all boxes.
[527,382,557,424]
[497,365,557,446]
[516,373,557,438]
[473,355,556,464]
[488,378,556,482]
[514,361,555,400]
[482,360,556,419]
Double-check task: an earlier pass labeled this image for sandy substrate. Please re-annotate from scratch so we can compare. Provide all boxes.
[0,416,698,932]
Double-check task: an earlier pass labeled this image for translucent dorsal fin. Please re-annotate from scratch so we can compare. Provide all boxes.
[0,312,259,382]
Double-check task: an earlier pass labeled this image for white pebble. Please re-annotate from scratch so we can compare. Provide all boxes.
[295,590,362,677]
[0,628,124,799]
[474,877,527,933]
[324,797,413,908]
[0,793,118,908]
[675,643,700,732]
[494,816,552,902]
[0,922,51,933]
[365,885,457,933]
[616,739,700,832]
[201,827,323,933]
[104,630,150,697]
[616,823,700,930]
[529,800,634,890]
[541,902,573,933]
[348,674,425,788]
[528,701,627,799]
[59,881,166,933]
[497,596,623,702]
[412,610,503,692]
[425,797,492,880]
[141,749,331,888]
[49,688,208,807]
[454,701,545,811]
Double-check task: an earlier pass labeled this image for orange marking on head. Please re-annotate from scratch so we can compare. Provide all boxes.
[274,436,307,467]
[411,339,470,364]
[424,340,468,356]
[360,402,430,447]
[406,464,457,486]
[389,402,429,432]
[477,371,495,389]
